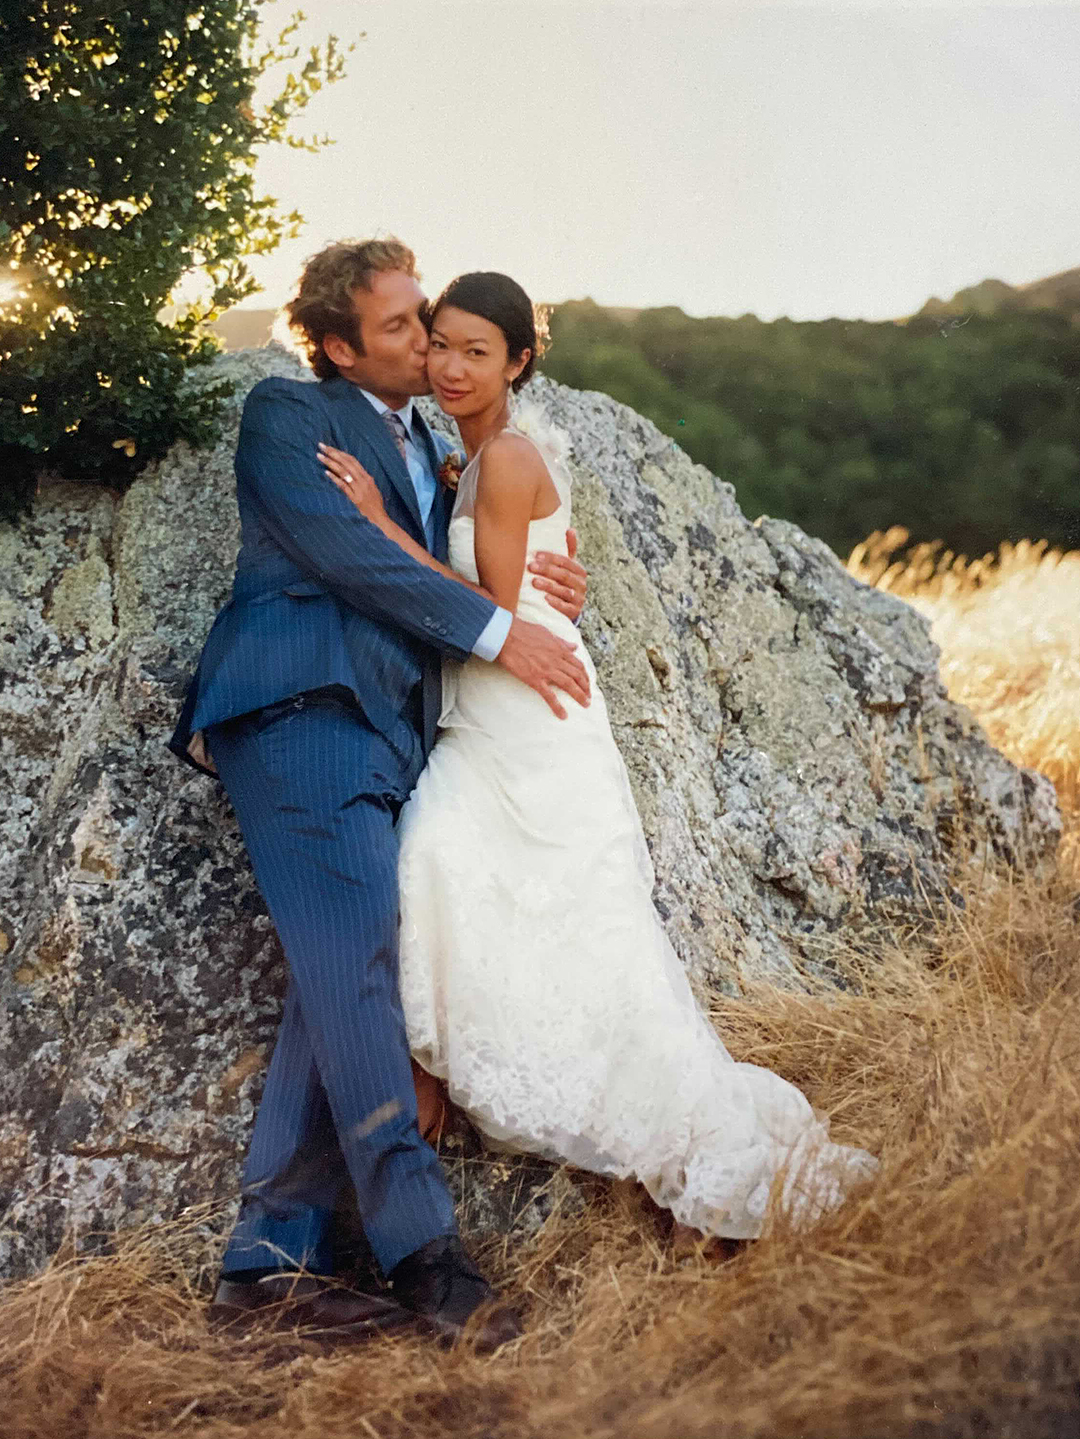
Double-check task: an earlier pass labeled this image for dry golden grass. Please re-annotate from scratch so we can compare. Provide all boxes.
[849,528,1080,816]
[3,536,1080,1439]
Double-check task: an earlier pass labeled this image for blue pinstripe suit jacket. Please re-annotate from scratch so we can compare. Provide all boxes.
[169,373,496,778]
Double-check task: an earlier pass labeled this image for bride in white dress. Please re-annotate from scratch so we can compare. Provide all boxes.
[319,271,876,1239]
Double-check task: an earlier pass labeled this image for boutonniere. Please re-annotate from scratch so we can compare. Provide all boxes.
[438,449,465,492]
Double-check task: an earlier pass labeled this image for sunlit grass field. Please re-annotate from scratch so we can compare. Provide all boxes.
[3,536,1079,1439]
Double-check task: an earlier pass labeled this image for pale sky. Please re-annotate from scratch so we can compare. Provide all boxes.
[237,1,1080,322]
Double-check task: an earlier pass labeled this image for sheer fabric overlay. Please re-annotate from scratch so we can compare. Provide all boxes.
[396,403,877,1237]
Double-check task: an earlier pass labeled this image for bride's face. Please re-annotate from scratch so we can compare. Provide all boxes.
[426,305,529,418]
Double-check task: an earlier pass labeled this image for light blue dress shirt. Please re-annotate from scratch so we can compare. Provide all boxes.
[359,390,512,662]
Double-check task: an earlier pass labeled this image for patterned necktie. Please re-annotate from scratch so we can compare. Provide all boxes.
[382,409,409,464]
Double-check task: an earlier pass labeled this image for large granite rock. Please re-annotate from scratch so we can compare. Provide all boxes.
[0,347,1059,1279]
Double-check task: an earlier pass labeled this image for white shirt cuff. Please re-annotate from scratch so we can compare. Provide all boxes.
[471,606,513,661]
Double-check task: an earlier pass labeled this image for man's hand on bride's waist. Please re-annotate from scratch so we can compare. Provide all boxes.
[495,616,591,720]
[528,528,586,623]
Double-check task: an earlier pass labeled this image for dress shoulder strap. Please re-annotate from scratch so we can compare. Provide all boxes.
[504,412,572,516]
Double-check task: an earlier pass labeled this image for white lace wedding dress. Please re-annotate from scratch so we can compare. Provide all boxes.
[396,409,876,1237]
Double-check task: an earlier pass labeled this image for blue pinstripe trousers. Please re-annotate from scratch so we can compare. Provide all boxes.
[208,690,458,1278]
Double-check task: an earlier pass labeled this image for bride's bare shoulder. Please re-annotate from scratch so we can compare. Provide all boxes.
[477,430,548,493]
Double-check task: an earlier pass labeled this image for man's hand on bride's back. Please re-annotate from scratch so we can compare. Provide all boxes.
[496,618,591,719]
[528,528,587,622]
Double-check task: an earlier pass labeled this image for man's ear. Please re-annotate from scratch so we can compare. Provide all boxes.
[323,332,357,371]
[507,347,532,385]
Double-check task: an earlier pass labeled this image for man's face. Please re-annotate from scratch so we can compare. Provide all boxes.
[325,269,432,402]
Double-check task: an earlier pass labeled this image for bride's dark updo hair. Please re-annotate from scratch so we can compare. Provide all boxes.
[429,271,549,393]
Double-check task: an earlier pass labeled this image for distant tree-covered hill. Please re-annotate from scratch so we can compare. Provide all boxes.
[212,266,1080,558]
[914,265,1080,324]
[210,308,278,351]
[540,276,1080,558]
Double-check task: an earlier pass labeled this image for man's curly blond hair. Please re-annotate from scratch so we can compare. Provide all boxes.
[286,238,420,380]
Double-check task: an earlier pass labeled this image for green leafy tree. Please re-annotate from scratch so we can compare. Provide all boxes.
[0,3,352,519]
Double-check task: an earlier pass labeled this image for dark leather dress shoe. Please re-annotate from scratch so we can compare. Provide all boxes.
[208,1272,417,1342]
[389,1235,523,1352]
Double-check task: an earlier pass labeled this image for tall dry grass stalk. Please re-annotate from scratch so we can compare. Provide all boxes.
[3,537,1079,1438]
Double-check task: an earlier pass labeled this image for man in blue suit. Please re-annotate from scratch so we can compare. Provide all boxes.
[171,238,589,1348]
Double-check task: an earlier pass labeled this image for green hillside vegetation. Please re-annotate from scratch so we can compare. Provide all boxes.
[541,276,1080,559]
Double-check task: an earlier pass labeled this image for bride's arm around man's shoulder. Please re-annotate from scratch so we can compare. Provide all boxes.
[234,376,498,663]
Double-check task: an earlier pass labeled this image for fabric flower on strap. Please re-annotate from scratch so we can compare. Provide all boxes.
[510,397,572,467]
